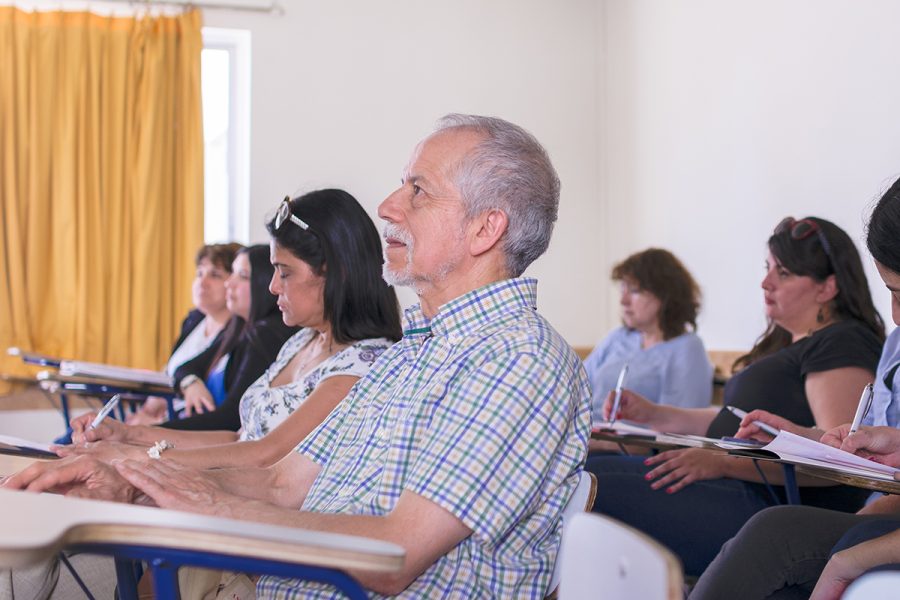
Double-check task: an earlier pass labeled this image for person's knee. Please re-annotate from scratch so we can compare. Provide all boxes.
[832,520,900,555]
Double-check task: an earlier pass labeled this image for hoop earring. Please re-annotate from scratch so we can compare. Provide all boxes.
[816,306,825,324]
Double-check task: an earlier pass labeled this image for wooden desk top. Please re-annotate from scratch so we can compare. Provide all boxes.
[0,454,46,476]
[592,429,900,496]
[0,488,405,573]
[790,464,900,495]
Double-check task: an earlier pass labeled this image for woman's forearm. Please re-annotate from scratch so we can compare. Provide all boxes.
[125,424,238,449]
[163,438,285,470]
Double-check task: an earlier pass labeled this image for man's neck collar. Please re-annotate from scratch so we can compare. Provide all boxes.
[417,266,510,319]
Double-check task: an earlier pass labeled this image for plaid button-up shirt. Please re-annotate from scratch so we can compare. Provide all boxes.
[257,277,591,599]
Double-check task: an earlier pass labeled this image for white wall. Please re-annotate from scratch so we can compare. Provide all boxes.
[604,0,900,349]
[205,0,900,352]
[204,0,606,346]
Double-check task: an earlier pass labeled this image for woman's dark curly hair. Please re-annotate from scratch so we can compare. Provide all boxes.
[612,248,701,341]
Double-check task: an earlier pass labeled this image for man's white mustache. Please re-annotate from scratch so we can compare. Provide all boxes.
[383,224,412,246]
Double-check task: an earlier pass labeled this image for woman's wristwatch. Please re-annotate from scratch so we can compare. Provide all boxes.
[179,374,201,392]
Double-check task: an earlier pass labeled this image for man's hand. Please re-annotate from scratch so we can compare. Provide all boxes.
[643,448,727,493]
[1,455,143,503]
[114,459,243,517]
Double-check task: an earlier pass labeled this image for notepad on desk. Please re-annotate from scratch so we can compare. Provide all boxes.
[717,430,900,482]
[0,434,58,459]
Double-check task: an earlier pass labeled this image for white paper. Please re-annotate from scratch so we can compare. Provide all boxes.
[718,430,900,481]
[59,360,172,387]
[0,434,53,454]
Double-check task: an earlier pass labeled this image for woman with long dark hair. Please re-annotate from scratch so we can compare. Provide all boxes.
[162,244,299,431]
[586,216,884,577]
[690,177,900,600]
[65,189,401,468]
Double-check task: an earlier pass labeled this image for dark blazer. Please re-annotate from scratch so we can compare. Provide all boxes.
[169,309,207,362]
[163,313,299,432]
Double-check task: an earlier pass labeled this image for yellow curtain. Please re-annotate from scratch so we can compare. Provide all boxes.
[0,7,204,389]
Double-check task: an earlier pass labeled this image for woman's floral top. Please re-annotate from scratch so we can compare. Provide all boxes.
[238,329,393,441]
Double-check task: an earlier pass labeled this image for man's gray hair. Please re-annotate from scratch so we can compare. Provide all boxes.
[434,114,560,277]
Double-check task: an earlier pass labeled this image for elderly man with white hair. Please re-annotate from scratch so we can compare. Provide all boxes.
[6,114,591,599]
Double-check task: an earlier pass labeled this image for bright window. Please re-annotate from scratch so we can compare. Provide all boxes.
[201,27,251,244]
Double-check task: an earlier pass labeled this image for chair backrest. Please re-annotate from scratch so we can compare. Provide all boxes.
[545,471,598,598]
[558,512,683,600]
[842,570,900,600]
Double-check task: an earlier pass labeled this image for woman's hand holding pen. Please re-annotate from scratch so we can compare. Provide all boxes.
[603,389,658,425]
[69,411,129,445]
[643,448,728,494]
[821,425,900,469]
[734,409,815,442]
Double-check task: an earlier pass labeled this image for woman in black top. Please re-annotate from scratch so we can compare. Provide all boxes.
[163,245,298,432]
[586,216,885,576]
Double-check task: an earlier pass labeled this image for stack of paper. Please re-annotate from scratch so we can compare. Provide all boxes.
[717,431,900,481]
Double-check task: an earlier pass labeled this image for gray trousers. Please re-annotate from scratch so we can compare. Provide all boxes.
[689,506,900,600]
[0,554,117,600]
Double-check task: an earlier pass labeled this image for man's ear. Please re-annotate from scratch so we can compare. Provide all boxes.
[469,209,509,256]
[816,274,839,303]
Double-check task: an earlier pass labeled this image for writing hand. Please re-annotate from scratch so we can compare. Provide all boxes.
[70,411,129,445]
[837,426,900,468]
[734,410,804,442]
[603,389,656,424]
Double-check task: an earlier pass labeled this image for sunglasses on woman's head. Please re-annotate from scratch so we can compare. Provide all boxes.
[274,196,311,231]
[774,217,834,267]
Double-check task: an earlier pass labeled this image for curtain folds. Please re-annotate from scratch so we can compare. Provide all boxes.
[0,7,204,389]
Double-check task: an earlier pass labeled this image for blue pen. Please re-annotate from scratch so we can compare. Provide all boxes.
[90,394,121,430]
[725,405,780,437]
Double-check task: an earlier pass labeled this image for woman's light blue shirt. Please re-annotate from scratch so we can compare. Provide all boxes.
[863,326,900,428]
[584,327,714,423]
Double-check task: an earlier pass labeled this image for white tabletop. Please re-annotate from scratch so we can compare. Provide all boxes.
[0,487,405,573]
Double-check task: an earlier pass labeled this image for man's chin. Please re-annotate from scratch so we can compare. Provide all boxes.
[382,265,411,287]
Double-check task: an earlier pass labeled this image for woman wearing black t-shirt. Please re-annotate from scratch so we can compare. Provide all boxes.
[586,216,885,577]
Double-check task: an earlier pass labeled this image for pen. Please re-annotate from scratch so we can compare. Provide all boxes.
[609,364,629,425]
[725,405,780,437]
[848,383,874,435]
[90,394,121,430]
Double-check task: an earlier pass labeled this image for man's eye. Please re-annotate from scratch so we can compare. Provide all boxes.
[412,184,422,195]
